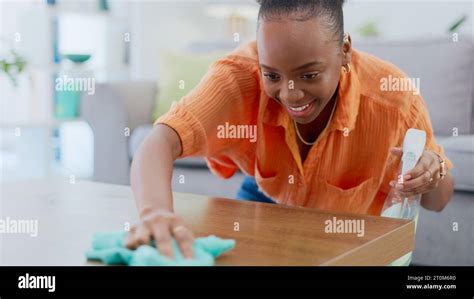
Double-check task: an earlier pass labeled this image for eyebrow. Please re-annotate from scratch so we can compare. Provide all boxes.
[260,61,323,72]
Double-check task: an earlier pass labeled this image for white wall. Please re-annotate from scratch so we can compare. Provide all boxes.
[129,0,259,81]
[345,0,473,40]
[129,0,473,82]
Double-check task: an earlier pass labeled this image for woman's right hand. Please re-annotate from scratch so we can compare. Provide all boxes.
[125,210,195,259]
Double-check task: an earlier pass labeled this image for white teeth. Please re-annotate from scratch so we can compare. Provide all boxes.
[288,103,310,112]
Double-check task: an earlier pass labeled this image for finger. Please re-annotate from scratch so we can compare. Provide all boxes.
[404,158,428,180]
[399,171,429,190]
[172,224,195,259]
[389,180,404,189]
[412,178,439,195]
[402,158,438,190]
[399,175,434,196]
[390,147,403,157]
[404,152,435,181]
[400,186,430,197]
[400,184,428,197]
[134,225,151,247]
[124,226,138,249]
[151,222,175,259]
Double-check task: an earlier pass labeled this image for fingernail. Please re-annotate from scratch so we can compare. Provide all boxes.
[404,175,411,180]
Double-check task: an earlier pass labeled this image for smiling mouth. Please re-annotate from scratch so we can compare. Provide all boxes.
[287,103,311,112]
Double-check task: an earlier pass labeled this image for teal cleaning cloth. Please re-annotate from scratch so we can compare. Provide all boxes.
[85,231,236,266]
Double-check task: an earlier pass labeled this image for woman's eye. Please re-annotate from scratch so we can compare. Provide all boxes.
[302,73,319,80]
[263,73,280,81]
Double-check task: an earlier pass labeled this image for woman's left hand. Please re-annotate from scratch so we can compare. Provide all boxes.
[389,147,442,197]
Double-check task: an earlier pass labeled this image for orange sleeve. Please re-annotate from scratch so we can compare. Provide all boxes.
[155,57,259,176]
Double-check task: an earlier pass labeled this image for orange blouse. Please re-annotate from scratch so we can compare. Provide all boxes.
[156,40,453,216]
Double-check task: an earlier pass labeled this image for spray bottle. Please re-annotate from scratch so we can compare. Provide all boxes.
[381,128,426,265]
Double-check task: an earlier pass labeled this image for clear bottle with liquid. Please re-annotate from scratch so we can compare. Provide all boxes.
[381,152,423,222]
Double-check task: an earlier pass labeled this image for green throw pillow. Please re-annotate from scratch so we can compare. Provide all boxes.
[152,51,226,121]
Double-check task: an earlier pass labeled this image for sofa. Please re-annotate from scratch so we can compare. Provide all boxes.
[80,36,474,265]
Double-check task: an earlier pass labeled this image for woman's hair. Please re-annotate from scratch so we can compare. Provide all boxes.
[256,0,345,43]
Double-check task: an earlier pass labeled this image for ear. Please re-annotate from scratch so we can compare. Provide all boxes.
[341,33,352,66]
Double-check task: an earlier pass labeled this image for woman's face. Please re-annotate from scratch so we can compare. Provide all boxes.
[257,17,350,125]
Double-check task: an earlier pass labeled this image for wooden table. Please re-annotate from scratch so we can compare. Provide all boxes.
[0,178,415,266]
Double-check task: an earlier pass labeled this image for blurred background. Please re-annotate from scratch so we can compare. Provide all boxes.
[0,0,473,265]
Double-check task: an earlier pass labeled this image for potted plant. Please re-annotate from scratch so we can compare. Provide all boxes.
[0,49,27,87]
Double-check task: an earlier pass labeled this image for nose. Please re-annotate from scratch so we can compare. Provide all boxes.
[279,83,304,103]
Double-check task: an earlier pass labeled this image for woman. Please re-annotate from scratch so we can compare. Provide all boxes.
[126,0,454,259]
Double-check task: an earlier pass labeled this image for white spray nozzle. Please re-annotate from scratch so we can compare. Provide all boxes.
[401,128,426,176]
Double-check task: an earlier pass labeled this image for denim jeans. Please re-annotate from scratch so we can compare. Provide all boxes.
[235,176,275,204]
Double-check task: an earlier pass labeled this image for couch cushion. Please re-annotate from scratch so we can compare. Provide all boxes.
[153,50,226,121]
[354,36,473,136]
[109,82,156,132]
[437,135,474,191]
[129,124,208,168]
